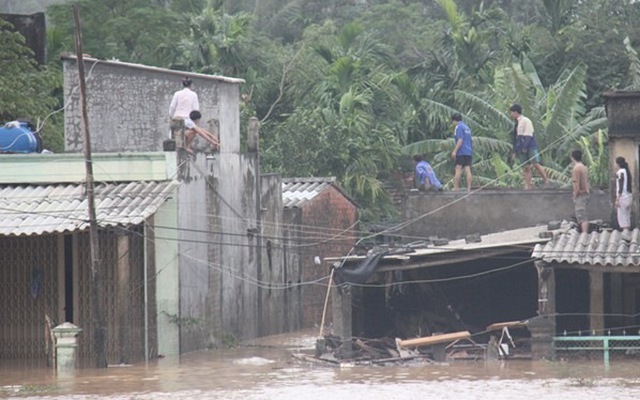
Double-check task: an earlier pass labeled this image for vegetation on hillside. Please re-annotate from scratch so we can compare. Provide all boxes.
[2,0,640,221]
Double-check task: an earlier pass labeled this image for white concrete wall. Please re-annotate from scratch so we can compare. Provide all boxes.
[153,193,180,357]
[62,57,242,153]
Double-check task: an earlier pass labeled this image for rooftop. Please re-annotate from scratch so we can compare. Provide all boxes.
[0,180,178,236]
[61,54,245,84]
[532,228,640,271]
[282,177,356,208]
[327,224,555,272]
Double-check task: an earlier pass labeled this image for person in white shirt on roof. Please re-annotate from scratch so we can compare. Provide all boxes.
[510,104,548,190]
[169,77,199,120]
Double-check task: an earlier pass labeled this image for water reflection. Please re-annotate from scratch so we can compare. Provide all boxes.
[2,330,640,399]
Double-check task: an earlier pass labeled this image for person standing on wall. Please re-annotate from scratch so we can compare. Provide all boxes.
[509,104,548,190]
[412,154,443,191]
[615,156,633,233]
[451,113,473,191]
[169,77,200,122]
[571,149,590,233]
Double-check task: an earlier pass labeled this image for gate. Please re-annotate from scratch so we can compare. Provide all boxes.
[0,235,61,366]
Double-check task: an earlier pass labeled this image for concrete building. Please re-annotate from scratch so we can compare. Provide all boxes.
[57,57,360,360]
[0,152,179,366]
[62,55,284,353]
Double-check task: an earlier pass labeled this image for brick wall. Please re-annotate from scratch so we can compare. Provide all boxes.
[298,186,358,329]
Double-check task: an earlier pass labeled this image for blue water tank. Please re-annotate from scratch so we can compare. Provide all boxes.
[0,121,41,154]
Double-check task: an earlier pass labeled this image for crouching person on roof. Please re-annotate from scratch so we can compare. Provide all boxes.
[413,154,443,192]
[184,110,220,154]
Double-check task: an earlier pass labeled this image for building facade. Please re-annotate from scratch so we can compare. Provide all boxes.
[0,152,178,366]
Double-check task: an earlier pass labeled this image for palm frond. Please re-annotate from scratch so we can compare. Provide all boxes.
[403,138,453,155]
[624,36,640,90]
[522,54,545,97]
[506,64,535,117]
[437,0,463,32]
[471,136,512,153]
[545,63,587,142]
[454,90,512,132]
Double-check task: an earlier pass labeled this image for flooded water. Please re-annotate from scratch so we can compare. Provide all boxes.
[2,330,640,399]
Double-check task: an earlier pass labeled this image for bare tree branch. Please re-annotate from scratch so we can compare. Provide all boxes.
[260,45,303,124]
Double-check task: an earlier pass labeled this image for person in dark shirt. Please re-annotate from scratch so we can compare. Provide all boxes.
[450,113,473,191]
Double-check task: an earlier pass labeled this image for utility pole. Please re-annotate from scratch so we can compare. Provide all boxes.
[248,117,262,335]
[72,3,107,368]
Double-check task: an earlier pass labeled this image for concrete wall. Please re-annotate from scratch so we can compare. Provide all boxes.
[259,174,303,336]
[282,208,304,331]
[400,189,611,240]
[62,56,243,153]
[151,196,180,357]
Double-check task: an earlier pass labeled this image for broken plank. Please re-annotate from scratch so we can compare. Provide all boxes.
[397,331,471,348]
[486,320,527,331]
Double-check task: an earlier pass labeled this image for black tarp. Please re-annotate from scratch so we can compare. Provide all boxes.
[333,251,389,286]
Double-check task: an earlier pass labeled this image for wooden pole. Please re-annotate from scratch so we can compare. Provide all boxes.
[318,268,334,337]
[72,3,107,368]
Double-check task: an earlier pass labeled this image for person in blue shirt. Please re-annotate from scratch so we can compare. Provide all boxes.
[450,113,473,191]
[412,154,443,191]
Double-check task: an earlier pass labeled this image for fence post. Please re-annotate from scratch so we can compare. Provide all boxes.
[52,322,83,373]
[527,316,555,361]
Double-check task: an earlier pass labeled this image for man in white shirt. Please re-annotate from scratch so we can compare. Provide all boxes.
[169,77,199,120]
[510,104,548,190]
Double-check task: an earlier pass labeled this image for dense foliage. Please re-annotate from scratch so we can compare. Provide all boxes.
[0,18,63,152]
[2,0,640,221]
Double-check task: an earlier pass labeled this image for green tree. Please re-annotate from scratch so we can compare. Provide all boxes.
[48,0,183,66]
[158,0,254,75]
[262,21,403,220]
[0,19,63,152]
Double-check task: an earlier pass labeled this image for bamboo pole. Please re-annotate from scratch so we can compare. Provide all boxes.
[318,268,335,337]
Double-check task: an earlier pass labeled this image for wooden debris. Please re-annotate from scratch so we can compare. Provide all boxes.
[486,320,527,331]
[396,331,471,348]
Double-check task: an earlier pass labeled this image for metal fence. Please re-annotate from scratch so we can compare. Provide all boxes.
[554,335,640,368]
[0,235,61,365]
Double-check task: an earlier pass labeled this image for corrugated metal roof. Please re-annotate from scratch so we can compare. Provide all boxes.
[327,225,554,272]
[282,177,338,208]
[532,228,640,267]
[0,181,179,236]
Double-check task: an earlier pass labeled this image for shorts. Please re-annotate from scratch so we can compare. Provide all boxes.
[455,155,472,167]
[574,193,589,223]
[518,148,541,165]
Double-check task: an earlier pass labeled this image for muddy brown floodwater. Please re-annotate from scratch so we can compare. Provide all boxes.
[2,330,640,399]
